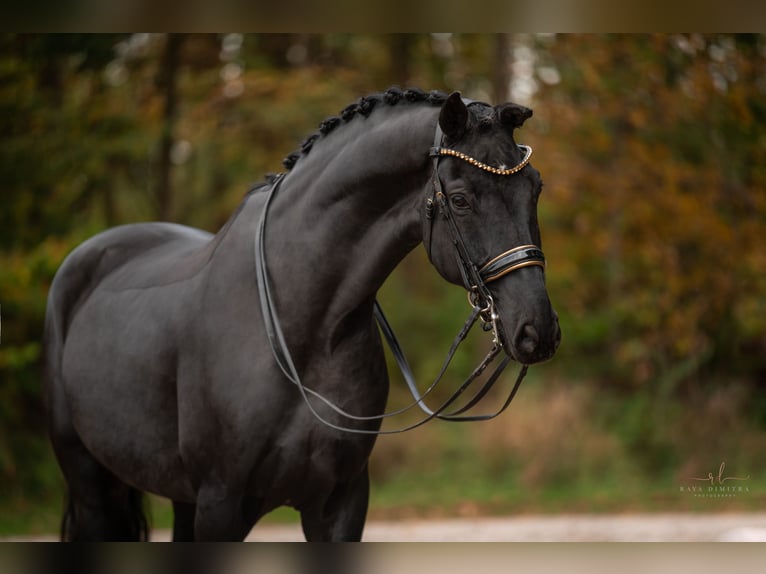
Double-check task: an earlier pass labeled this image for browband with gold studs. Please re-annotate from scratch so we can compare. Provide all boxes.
[430,144,532,176]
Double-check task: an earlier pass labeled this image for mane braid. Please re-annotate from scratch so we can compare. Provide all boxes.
[280,87,448,171]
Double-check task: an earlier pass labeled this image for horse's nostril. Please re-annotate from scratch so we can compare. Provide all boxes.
[516,323,539,355]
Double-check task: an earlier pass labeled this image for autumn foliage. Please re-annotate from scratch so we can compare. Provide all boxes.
[1,34,765,519]
[533,35,766,388]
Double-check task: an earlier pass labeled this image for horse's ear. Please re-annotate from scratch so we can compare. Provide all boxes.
[439,92,468,141]
[497,103,533,130]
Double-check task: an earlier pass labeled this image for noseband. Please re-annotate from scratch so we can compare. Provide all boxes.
[254,113,544,434]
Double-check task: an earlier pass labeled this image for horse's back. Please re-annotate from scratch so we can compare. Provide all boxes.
[47,222,212,328]
[44,222,214,500]
[48,222,211,351]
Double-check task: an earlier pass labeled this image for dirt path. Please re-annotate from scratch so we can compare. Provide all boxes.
[6,513,766,541]
[246,512,766,541]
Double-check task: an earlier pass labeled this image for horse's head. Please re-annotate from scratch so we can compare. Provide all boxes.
[424,92,561,365]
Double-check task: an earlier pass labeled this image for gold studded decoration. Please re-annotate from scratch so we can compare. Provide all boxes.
[435,144,532,176]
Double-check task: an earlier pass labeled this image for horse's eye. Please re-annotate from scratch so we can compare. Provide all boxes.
[450,194,470,210]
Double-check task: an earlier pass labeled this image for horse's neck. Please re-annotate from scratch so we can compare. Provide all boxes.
[261,105,438,345]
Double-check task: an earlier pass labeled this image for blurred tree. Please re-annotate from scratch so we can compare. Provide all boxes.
[2,33,766,523]
[491,34,511,103]
[155,33,184,221]
[0,33,127,499]
[0,34,126,248]
[534,34,766,392]
[388,34,415,86]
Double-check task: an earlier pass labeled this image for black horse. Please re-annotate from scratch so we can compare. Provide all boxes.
[43,88,560,541]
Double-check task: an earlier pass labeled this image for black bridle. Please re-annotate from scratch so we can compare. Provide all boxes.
[424,122,545,344]
[254,119,545,435]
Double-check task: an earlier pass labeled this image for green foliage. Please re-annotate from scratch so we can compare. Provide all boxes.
[0,235,76,497]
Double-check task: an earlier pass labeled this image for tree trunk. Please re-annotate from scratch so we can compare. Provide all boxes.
[156,33,184,221]
[492,34,511,103]
[389,34,414,86]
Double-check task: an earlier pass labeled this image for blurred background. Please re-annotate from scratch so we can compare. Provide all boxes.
[1,33,765,536]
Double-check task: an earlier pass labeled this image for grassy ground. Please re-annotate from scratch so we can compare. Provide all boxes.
[3,468,763,538]
[3,374,765,537]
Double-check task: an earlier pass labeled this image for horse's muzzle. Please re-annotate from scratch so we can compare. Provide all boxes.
[504,310,561,365]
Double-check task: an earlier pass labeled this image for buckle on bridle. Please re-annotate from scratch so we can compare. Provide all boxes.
[468,288,502,346]
[425,197,435,220]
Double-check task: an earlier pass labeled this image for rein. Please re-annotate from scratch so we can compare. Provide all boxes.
[254,118,544,434]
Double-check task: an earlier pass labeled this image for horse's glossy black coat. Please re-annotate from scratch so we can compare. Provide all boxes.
[44,89,560,541]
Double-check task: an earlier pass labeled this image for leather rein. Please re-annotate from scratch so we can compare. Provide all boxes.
[254,120,545,435]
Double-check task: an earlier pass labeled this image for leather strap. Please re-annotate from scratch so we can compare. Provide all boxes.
[480,245,545,282]
[255,173,527,434]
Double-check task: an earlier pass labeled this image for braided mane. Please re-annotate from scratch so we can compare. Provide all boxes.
[263,87,449,184]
